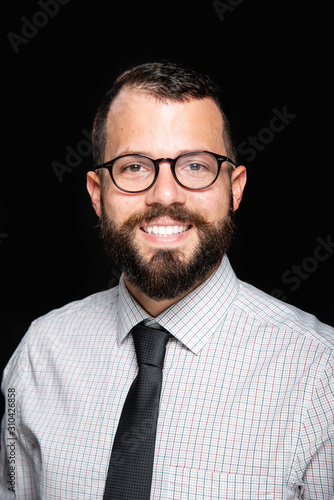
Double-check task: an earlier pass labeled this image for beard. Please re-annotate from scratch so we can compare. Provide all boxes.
[99,197,235,302]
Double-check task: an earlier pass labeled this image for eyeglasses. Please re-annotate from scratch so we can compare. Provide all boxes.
[95,151,236,193]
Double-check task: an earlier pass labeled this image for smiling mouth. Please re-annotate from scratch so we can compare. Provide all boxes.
[141,224,191,237]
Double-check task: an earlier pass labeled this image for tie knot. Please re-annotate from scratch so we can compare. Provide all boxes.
[131,323,170,369]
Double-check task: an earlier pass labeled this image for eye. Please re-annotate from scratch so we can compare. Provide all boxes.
[124,163,145,173]
[120,162,151,175]
[181,162,211,175]
[185,162,207,172]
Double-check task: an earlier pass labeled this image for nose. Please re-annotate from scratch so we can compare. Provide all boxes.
[144,161,186,207]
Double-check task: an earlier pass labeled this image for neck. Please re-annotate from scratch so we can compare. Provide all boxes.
[123,263,220,317]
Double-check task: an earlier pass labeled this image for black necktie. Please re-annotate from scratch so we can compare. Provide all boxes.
[103,322,170,500]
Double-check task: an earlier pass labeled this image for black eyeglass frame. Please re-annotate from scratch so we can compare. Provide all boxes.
[95,150,236,193]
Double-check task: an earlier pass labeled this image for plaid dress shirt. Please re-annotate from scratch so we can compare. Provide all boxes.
[1,256,333,499]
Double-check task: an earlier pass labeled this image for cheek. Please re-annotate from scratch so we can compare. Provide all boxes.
[102,187,147,224]
[193,187,231,222]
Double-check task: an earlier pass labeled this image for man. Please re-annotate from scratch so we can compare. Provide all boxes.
[1,61,333,499]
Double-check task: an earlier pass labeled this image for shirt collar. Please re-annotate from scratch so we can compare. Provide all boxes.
[117,255,239,354]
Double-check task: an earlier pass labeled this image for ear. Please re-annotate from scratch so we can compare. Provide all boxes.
[86,171,102,217]
[231,165,247,211]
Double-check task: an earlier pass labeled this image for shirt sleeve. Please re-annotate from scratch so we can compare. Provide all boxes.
[0,332,39,499]
[294,353,334,499]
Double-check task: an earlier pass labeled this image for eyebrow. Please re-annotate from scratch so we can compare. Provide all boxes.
[114,148,208,158]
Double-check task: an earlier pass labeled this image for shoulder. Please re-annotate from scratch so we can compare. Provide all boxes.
[28,287,120,349]
[2,287,120,385]
[32,286,119,331]
[235,279,334,352]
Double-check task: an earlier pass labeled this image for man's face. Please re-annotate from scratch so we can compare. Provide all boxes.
[87,88,246,302]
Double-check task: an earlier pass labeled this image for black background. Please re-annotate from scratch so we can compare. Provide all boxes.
[1,1,333,417]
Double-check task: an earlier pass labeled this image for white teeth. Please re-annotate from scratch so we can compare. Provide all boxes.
[143,225,189,236]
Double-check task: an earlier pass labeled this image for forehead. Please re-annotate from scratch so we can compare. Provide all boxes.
[105,88,225,158]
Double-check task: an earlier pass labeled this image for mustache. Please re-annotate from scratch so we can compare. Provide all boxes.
[122,205,211,229]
